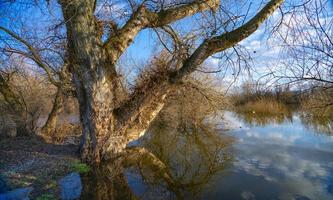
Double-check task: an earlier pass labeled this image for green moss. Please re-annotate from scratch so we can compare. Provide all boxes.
[36,194,55,200]
[45,180,57,189]
[70,161,90,174]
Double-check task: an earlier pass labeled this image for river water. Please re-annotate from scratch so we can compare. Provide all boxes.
[82,111,333,200]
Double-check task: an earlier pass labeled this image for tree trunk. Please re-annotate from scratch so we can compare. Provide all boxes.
[60,0,173,164]
[60,0,117,163]
[41,87,64,135]
[70,56,122,163]
[75,73,171,163]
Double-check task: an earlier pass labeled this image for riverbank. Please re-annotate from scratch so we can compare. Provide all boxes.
[0,136,87,199]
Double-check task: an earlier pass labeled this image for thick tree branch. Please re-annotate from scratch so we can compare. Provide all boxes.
[111,0,284,148]
[146,0,218,27]
[104,0,219,64]
[0,26,59,85]
[170,0,285,82]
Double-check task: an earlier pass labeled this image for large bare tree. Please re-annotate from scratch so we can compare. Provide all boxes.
[0,0,284,164]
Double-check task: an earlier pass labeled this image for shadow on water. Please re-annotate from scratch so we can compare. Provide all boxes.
[81,120,233,200]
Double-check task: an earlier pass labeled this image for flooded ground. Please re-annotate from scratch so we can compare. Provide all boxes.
[82,112,333,200]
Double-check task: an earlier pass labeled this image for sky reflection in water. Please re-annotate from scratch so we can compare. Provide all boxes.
[204,112,333,200]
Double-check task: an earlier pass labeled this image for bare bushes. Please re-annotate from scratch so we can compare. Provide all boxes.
[298,86,333,134]
[230,82,297,115]
[238,97,289,115]
[300,86,333,118]
[0,68,54,137]
[0,68,81,139]
[231,81,333,118]
[48,96,81,143]
[15,72,55,132]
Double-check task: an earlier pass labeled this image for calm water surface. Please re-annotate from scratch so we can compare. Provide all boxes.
[83,112,333,200]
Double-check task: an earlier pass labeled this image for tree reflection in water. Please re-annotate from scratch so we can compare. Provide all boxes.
[81,119,233,200]
[234,111,333,135]
[299,114,333,135]
[233,112,294,126]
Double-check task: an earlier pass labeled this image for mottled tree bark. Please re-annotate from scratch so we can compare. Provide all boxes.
[60,0,122,162]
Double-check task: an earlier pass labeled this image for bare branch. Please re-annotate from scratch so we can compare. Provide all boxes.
[0,26,59,85]
[104,0,219,64]
[170,0,285,82]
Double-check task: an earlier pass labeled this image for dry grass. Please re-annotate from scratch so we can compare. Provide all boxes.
[236,97,289,115]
